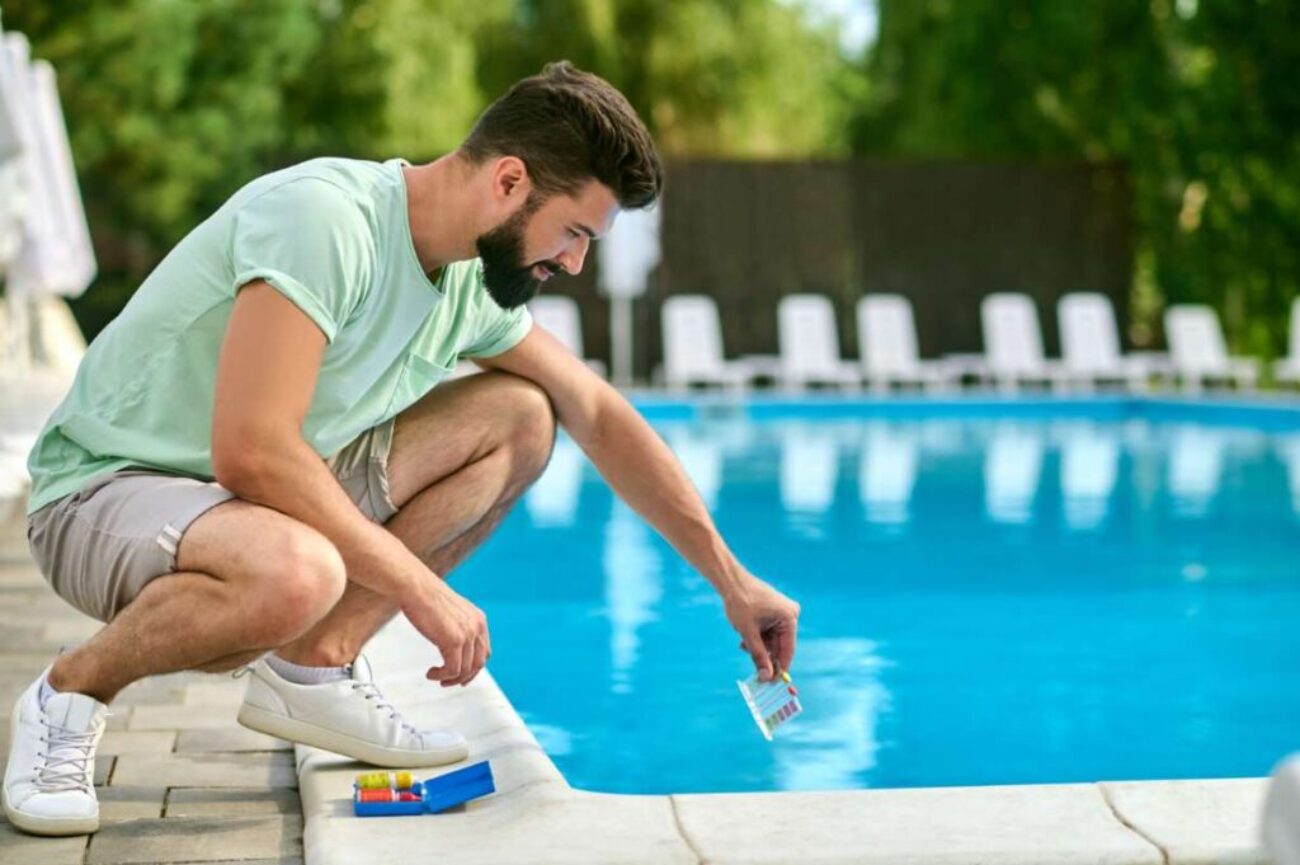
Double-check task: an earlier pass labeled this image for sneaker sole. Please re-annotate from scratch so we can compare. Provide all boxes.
[4,696,99,836]
[236,703,469,768]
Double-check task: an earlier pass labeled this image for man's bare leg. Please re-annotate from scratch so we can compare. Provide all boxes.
[43,370,553,703]
[276,370,556,667]
[45,501,349,703]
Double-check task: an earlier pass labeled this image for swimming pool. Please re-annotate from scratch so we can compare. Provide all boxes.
[455,396,1300,795]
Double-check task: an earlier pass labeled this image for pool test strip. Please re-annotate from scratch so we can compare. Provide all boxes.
[737,668,802,741]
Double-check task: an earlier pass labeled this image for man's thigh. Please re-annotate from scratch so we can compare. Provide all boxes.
[26,470,234,623]
[27,435,399,623]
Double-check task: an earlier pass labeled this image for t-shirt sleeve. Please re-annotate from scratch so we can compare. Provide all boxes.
[230,179,374,343]
[458,268,535,358]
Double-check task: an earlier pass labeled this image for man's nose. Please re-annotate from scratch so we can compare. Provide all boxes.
[558,235,590,275]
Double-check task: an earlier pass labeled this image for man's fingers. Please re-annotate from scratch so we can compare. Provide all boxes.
[744,628,774,681]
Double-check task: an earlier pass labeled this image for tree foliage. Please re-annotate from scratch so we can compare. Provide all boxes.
[2,0,1295,354]
[856,0,1300,355]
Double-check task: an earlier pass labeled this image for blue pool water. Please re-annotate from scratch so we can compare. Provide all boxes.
[456,398,1300,794]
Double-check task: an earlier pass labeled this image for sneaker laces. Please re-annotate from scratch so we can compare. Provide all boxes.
[349,680,424,739]
[35,720,98,794]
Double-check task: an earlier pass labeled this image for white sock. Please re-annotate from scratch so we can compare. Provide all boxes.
[38,673,61,709]
[266,653,351,685]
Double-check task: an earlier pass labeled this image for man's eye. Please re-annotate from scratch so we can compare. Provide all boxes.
[567,228,581,239]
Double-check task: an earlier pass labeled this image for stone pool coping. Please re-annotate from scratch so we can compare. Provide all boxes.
[299,618,1271,865]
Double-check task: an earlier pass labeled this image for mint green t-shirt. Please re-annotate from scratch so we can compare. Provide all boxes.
[26,157,533,515]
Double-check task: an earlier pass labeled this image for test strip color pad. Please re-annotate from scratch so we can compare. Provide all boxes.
[736,669,802,740]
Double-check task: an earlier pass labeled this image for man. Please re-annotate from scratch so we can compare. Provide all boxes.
[3,62,801,837]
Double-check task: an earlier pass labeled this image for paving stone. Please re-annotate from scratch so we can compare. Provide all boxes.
[176,727,289,753]
[112,752,297,789]
[43,618,102,642]
[167,787,302,818]
[98,730,177,757]
[0,815,89,864]
[128,704,243,730]
[98,785,167,821]
[95,755,116,786]
[112,678,188,707]
[1103,779,1268,865]
[182,680,250,707]
[86,815,302,864]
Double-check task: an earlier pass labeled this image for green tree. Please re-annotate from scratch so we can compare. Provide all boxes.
[857,0,1300,358]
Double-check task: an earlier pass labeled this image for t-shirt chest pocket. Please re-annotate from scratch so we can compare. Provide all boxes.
[384,348,456,418]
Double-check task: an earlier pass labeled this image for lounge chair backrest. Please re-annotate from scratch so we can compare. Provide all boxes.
[1165,304,1229,372]
[857,294,920,374]
[1058,292,1122,373]
[529,296,584,358]
[661,294,726,382]
[778,294,844,378]
[982,293,1046,373]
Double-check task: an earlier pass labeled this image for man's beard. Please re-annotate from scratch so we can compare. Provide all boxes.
[477,198,556,309]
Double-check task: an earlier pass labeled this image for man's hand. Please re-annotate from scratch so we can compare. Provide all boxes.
[399,578,492,687]
[724,576,801,682]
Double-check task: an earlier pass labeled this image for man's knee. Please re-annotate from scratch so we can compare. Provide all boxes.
[247,524,347,647]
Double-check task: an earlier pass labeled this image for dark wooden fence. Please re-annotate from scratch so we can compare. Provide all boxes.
[536,158,1132,381]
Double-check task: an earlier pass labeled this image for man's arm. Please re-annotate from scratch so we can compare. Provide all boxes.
[211,281,490,686]
[476,324,800,680]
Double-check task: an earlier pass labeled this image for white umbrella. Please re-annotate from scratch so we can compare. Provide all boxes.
[2,31,96,299]
[597,204,661,387]
[0,17,28,274]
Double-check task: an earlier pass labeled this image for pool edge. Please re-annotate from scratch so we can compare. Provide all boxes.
[298,618,1271,865]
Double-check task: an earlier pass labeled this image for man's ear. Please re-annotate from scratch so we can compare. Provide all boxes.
[491,156,531,202]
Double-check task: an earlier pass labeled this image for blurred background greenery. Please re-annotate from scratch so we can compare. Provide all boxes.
[2,0,1296,357]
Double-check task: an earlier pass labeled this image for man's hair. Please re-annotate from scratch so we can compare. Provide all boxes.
[460,61,663,210]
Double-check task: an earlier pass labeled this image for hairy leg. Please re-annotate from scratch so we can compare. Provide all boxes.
[275,370,556,667]
[47,501,348,703]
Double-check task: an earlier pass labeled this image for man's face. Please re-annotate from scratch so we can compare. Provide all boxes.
[477,179,620,309]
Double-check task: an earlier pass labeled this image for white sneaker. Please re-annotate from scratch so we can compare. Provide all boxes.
[3,670,107,836]
[235,655,468,768]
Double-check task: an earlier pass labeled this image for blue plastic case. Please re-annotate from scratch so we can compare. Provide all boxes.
[352,761,496,817]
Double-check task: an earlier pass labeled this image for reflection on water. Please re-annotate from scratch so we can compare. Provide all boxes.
[859,424,917,526]
[483,414,1300,794]
[780,423,839,515]
[773,637,891,790]
[984,423,1044,524]
[602,502,662,694]
[525,436,584,527]
[1168,425,1225,517]
[1059,423,1120,530]
[1276,434,1300,517]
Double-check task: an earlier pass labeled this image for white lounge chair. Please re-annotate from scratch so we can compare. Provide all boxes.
[658,294,777,391]
[528,296,606,377]
[855,294,961,391]
[1273,298,1300,387]
[978,293,1069,392]
[1164,304,1258,391]
[777,294,859,391]
[1057,293,1159,391]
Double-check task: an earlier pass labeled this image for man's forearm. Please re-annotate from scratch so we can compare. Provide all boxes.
[212,433,426,602]
[576,394,749,599]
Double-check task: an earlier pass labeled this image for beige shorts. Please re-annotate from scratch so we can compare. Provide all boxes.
[26,419,397,624]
